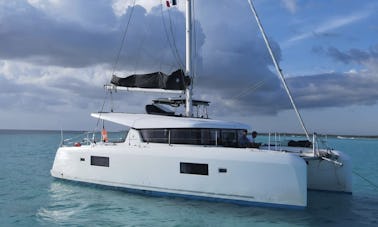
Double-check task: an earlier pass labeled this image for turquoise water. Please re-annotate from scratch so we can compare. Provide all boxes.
[0,130,377,226]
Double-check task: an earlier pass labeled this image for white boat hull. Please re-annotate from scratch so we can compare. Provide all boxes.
[306,151,352,193]
[51,143,307,208]
[260,145,353,194]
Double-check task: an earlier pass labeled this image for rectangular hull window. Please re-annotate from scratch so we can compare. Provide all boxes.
[180,162,208,175]
[91,156,109,167]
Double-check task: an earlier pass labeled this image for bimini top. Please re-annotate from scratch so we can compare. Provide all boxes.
[91,112,250,130]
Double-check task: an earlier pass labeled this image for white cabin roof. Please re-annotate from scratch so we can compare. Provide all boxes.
[91,112,250,130]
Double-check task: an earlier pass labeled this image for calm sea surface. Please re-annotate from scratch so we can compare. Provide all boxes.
[1,130,377,226]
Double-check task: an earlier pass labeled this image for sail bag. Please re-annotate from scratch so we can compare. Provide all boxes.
[111,69,190,90]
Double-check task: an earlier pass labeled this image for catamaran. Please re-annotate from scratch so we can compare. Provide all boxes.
[51,0,352,209]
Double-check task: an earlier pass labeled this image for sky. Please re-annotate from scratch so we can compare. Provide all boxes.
[0,0,377,135]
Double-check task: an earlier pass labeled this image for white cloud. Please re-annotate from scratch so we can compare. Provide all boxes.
[363,58,378,78]
[112,0,185,17]
[26,0,117,31]
[281,0,297,14]
[284,12,369,46]
[27,0,61,10]
[111,0,157,16]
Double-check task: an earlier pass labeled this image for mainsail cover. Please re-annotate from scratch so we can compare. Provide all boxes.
[111,69,190,90]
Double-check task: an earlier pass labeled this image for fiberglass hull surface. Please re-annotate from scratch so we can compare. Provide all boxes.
[306,151,352,193]
[51,143,307,208]
[259,145,353,194]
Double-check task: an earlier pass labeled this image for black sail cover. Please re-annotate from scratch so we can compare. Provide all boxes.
[111,69,190,90]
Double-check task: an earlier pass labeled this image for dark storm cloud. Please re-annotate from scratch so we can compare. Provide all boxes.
[0,1,203,71]
[1,0,378,121]
[0,1,203,117]
[1,0,282,116]
[286,45,378,112]
[0,76,67,111]
[190,0,288,116]
[327,47,368,64]
[289,72,378,108]
[0,76,110,114]
[319,45,378,64]
[204,67,378,118]
[0,1,115,67]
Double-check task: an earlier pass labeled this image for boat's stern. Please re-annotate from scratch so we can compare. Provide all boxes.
[50,145,89,179]
[306,150,352,193]
[50,146,68,179]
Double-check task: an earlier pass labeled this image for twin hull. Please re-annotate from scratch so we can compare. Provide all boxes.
[51,143,308,208]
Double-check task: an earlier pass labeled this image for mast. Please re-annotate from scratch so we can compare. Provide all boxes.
[185,0,193,117]
[247,0,310,140]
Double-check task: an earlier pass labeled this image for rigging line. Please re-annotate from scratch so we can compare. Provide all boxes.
[353,170,378,191]
[134,36,177,72]
[137,5,170,73]
[167,4,185,69]
[233,82,264,99]
[232,80,265,99]
[247,0,310,141]
[111,0,137,75]
[160,1,182,69]
[94,90,109,135]
[132,27,148,74]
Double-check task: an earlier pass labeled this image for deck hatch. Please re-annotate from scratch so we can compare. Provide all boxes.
[180,162,208,175]
[91,156,109,167]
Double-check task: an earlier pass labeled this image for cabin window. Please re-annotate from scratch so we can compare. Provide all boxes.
[220,129,238,147]
[91,156,109,167]
[138,128,245,148]
[140,129,168,143]
[180,162,208,175]
[202,129,216,145]
[170,129,201,145]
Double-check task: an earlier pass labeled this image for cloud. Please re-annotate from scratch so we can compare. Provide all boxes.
[0,60,106,112]
[112,0,179,16]
[0,1,115,67]
[0,1,200,130]
[284,11,369,46]
[286,44,378,111]
[0,0,378,131]
[281,0,297,14]
[0,1,200,72]
[179,0,288,116]
[285,44,378,113]
[0,0,281,115]
[324,45,378,65]
[289,71,378,108]
[26,0,117,30]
